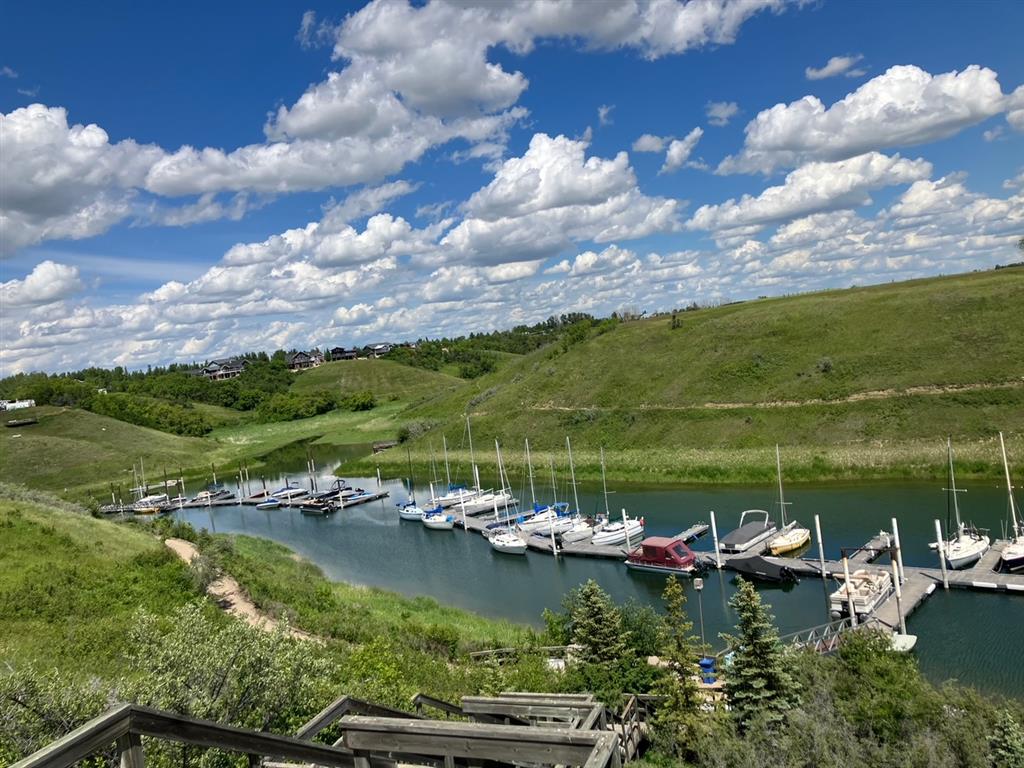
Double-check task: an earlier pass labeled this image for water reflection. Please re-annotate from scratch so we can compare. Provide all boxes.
[171,443,1024,699]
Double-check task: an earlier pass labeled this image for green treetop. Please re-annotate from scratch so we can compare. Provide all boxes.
[722,577,801,728]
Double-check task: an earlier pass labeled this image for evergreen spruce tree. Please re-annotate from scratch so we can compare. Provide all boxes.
[570,579,630,665]
[723,577,801,728]
[991,709,1024,768]
[651,576,702,756]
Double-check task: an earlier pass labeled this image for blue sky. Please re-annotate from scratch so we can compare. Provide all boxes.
[2,0,1023,373]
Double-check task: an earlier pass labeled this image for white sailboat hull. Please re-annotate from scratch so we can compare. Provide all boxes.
[937,532,990,570]
[591,519,644,547]
[490,532,528,555]
[1001,539,1024,573]
[561,522,594,544]
[422,514,455,530]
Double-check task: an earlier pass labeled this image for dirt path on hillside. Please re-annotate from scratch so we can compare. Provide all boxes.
[164,538,315,641]
[527,378,1024,412]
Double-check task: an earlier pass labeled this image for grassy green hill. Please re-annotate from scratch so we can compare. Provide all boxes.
[355,269,1024,483]
[290,358,465,403]
[0,487,199,675]
[0,403,406,496]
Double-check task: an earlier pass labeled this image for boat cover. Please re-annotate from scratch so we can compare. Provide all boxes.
[727,554,799,583]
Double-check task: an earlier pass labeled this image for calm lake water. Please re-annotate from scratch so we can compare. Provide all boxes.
[174,443,1024,700]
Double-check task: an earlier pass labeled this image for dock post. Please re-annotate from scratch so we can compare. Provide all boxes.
[842,555,857,627]
[461,495,469,535]
[934,518,949,590]
[891,517,905,585]
[710,510,722,569]
[377,467,382,488]
[890,552,907,635]
[814,514,826,578]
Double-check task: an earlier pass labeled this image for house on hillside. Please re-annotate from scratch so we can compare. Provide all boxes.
[0,399,36,411]
[287,350,324,370]
[364,342,392,358]
[202,357,248,380]
[330,346,358,360]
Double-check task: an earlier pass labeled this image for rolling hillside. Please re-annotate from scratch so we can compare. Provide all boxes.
[359,269,1024,482]
[290,358,465,403]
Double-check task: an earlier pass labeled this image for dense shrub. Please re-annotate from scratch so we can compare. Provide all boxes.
[88,393,213,436]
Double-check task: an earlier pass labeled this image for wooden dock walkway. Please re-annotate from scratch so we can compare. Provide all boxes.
[715,534,1024,633]
[455,513,711,561]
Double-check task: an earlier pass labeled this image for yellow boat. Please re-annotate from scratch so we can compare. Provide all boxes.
[769,523,812,555]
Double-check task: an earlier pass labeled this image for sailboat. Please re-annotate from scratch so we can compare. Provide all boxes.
[427,433,480,509]
[998,432,1024,573]
[930,437,990,569]
[767,445,811,556]
[514,439,566,533]
[560,437,595,544]
[398,448,426,521]
[489,441,528,555]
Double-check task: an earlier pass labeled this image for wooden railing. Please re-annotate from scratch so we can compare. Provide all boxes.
[11,701,625,768]
[297,694,420,740]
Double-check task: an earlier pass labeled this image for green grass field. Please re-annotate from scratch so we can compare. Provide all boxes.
[355,270,1024,483]
[0,487,201,676]
[0,485,528,679]
[222,535,529,649]
[289,358,464,404]
[0,403,407,497]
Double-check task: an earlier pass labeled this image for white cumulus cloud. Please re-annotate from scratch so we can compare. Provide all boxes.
[720,65,1014,174]
[690,152,931,233]
[661,127,704,174]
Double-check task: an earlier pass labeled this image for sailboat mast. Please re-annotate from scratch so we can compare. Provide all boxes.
[525,438,537,505]
[442,435,451,488]
[999,431,1021,539]
[406,447,416,503]
[495,440,511,526]
[466,415,477,489]
[948,437,963,533]
[566,436,581,517]
[775,444,787,527]
[600,446,610,518]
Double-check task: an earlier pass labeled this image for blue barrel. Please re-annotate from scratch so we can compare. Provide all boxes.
[698,656,716,684]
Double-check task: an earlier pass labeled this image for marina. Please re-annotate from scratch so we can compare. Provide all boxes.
[145,440,1024,698]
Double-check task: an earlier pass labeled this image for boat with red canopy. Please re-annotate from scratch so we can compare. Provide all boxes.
[625,536,699,575]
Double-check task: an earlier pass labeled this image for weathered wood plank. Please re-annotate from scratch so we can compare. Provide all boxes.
[11,703,132,768]
[461,698,597,719]
[338,716,609,763]
[499,691,595,702]
[297,696,419,739]
[117,733,145,768]
[128,707,358,767]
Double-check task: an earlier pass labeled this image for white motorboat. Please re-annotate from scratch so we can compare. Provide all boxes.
[256,498,281,510]
[591,515,645,547]
[422,511,456,530]
[719,509,778,554]
[930,439,990,569]
[490,530,528,555]
[766,446,812,556]
[272,485,309,501]
[133,493,169,513]
[829,569,892,618]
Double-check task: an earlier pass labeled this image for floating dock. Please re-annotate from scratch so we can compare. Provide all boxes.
[454,513,710,561]
[713,535,1024,633]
